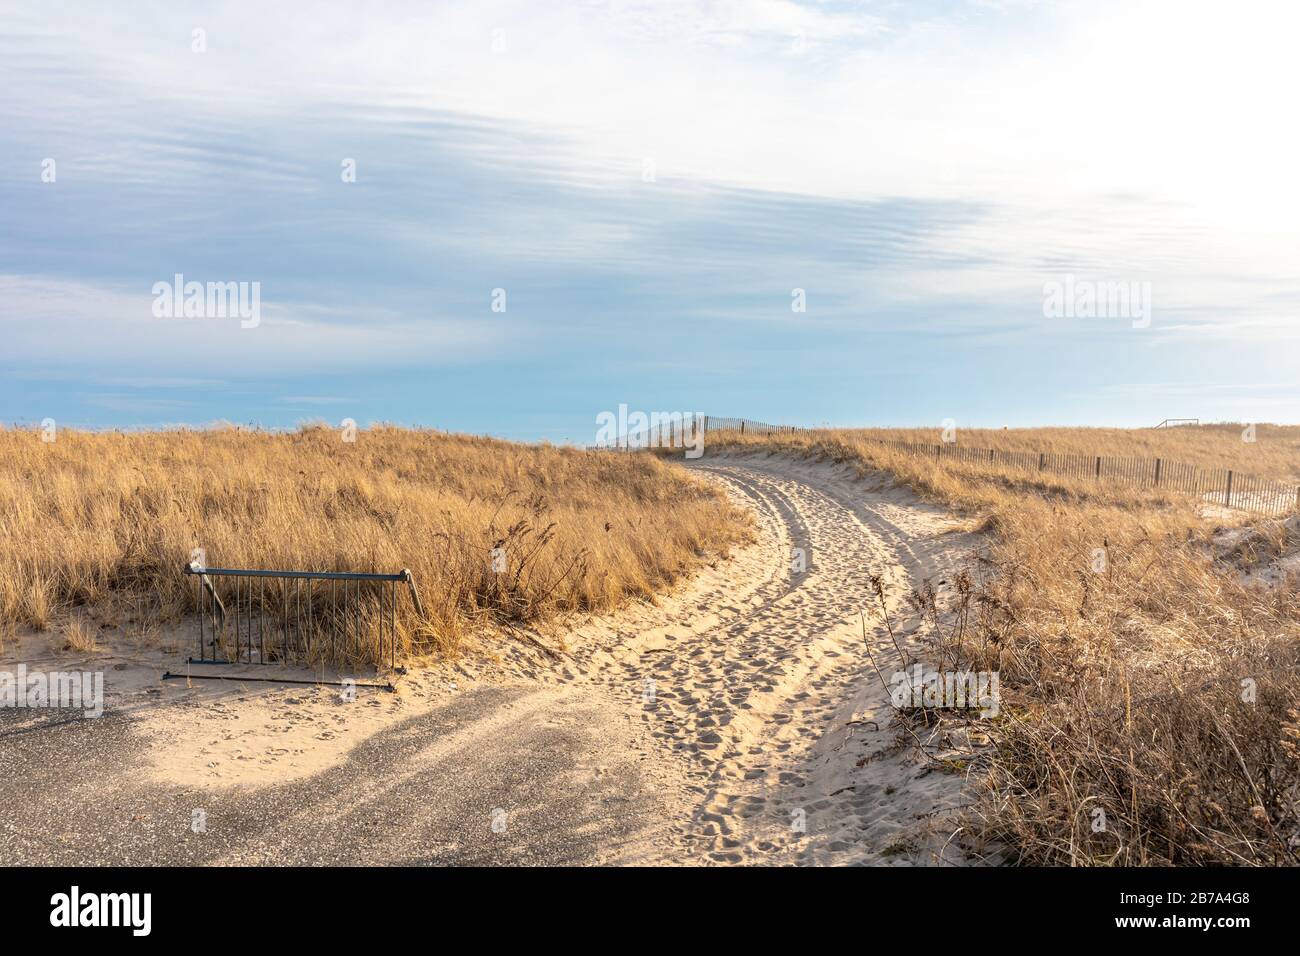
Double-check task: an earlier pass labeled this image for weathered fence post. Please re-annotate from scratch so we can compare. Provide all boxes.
[1225,471,1234,509]
[1038,452,1045,471]
[1095,456,1102,478]
[740,420,745,435]
[1154,458,1162,486]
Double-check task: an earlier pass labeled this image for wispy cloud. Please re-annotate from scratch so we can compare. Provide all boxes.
[2,1,1299,434]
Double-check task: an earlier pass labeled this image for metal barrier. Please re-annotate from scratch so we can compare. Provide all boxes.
[185,565,424,669]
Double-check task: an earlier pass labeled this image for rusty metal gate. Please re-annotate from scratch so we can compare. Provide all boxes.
[185,564,424,669]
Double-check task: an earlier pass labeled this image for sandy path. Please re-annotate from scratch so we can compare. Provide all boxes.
[583,453,984,864]
[1,453,984,866]
[477,451,983,863]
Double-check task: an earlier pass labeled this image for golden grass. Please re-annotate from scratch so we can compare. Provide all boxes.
[705,427,1300,865]
[0,425,749,667]
[62,617,98,654]
[835,422,1300,482]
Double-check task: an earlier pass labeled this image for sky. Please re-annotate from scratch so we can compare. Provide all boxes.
[3,0,1299,442]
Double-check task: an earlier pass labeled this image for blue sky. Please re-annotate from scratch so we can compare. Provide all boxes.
[3,0,1299,442]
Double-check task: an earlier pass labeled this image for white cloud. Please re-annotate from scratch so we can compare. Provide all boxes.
[0,274,523,374]
[8,1,1298,251]
[3,1,1291,206]
[3,0,1299,394]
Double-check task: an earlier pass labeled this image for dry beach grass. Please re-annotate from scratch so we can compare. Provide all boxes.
[836,423,1300,483]
[0,425,750,667]
[6,418,1297,865]
[703,426,1300,865]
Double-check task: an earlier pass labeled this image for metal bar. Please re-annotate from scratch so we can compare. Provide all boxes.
[196,573,204,661]
[308,577,314,661]
[249,576,255,662]
[233,576,240,663]
[342,579,350,652]
[205,574,212,662]
[184,567,406,582]
[163,671,394,691]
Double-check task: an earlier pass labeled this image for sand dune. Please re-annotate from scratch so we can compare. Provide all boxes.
[3,452,986,865]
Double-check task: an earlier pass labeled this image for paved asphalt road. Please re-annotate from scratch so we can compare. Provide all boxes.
[1,683,669,866]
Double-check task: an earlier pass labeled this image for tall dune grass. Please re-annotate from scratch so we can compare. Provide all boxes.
[703,427,1300,865]
[821,422,1300,482]
[0,425,749,666]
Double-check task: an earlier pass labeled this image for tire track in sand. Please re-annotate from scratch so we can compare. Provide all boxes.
[587,453,984,865]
